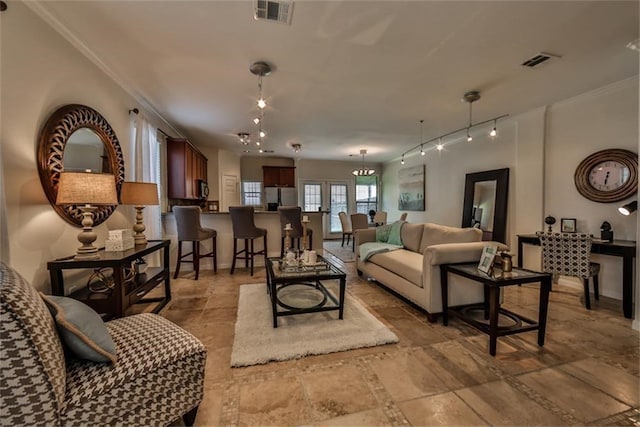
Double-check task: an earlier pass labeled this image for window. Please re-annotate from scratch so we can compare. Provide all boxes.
[330,183,348,233]
[303,183,322,212]
[355,175,377,215]
[242,181,262,206]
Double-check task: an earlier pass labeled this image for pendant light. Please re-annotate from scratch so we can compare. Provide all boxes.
[352,149,375,176]
[419,120,425,156]
[463,91,480,142]
[250,61,272,153]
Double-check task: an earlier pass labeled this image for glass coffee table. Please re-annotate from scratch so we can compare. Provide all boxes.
[265,255,347,328]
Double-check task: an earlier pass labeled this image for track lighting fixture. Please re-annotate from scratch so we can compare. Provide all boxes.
[419,120,425,155]
[237,132,250,145]
[400,91,507,163]
[618,200,637,215]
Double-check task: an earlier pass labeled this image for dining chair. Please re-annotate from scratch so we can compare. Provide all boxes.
[350,213,369,251]
[537,231,600,309]
[373,211,388,226]
[338,211,352,247]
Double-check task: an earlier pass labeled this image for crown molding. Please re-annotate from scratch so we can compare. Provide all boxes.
[24,1,183,137]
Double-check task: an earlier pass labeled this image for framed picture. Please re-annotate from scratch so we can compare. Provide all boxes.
[478,244,498,274]
[208,201,219,212]
[560,218,576,233]
[398,165,425,211]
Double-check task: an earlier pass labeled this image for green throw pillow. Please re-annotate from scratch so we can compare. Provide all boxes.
[375,224,391,243]
[387,220,405,246]
[40,294,117,363]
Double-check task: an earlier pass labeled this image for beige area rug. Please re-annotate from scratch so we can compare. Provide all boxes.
[323,240,356,263]
[231,283,398,367]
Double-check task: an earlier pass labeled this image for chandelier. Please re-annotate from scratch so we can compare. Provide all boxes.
[352,149,375,176]
[250,61,272,154]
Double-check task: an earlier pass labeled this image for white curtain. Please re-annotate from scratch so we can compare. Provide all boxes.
[129,113,162,241]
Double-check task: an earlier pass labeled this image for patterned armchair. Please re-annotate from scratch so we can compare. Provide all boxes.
[536,232,600,309]
[0,262,207,426]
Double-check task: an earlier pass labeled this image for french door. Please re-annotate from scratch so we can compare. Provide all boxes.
[302,180,349,239]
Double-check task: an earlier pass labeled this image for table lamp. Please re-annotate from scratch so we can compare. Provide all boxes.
[120,181,159,245]
[56,172,118,260]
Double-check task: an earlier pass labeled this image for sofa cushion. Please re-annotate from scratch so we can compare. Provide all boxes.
[41,294,117,364]
[419,223,482,254]
[400,223,424,253]
[368,249,423,288]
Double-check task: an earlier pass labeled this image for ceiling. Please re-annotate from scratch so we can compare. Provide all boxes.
[31,1,639,163]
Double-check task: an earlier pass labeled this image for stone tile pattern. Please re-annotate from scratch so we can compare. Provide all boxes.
[160,251,640,426]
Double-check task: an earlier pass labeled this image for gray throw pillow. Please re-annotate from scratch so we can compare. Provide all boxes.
[40,293,117,363]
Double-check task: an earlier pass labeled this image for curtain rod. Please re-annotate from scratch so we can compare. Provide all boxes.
[157,128,170,138]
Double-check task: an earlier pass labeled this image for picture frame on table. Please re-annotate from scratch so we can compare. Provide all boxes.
[208,201,219,212]
[477,244,498,274]
[560,218,576,233]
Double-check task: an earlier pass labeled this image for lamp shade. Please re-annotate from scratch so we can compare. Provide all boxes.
[56,172,118,205]
[120,182,159,206]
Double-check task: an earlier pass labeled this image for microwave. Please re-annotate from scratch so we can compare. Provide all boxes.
[197,179,209,199]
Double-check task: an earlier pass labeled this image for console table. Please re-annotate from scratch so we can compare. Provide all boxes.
[517,234,636,319]
[48,240,171,319]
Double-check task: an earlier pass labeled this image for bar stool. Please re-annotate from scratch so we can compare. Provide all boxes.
[173,206,217,280]
[278,206,313,257]
[229,206,267,276]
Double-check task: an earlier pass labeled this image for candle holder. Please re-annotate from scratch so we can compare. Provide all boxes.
[301,217,310,251]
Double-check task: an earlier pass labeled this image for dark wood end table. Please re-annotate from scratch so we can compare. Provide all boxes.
[440,262,552,356]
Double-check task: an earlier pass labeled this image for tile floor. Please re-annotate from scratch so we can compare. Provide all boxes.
[156,251,639,426]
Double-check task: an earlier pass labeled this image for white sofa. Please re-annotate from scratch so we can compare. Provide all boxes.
[356,222,508,321]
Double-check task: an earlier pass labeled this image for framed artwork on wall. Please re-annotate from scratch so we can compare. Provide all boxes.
[398,165,425,211]
[560,218,576,233]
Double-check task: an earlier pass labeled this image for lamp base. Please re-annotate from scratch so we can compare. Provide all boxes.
[74,249,100,260]
[75,206,99,260]
[133,206,148,246]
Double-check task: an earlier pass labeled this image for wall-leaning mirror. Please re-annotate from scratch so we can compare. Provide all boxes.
[38,104,125,227]
[461,168,509,243]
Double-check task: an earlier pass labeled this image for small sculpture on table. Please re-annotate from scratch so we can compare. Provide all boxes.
[544,215,556,232]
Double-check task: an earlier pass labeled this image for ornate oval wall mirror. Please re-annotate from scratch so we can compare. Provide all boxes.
[37,104,125,227]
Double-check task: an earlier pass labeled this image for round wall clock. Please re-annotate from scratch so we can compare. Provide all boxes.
[574,148,638,203]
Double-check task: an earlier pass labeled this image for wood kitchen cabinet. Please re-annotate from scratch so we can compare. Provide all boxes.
[167,138,208,199]
[263,166,295,187]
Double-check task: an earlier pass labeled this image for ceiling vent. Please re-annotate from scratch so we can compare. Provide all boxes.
[521,52,560,68]
[254,0,293,24]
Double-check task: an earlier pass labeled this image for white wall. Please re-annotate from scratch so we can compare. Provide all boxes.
[1,3,179,289]
[545,77,638,299]
[381,77,638,301]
